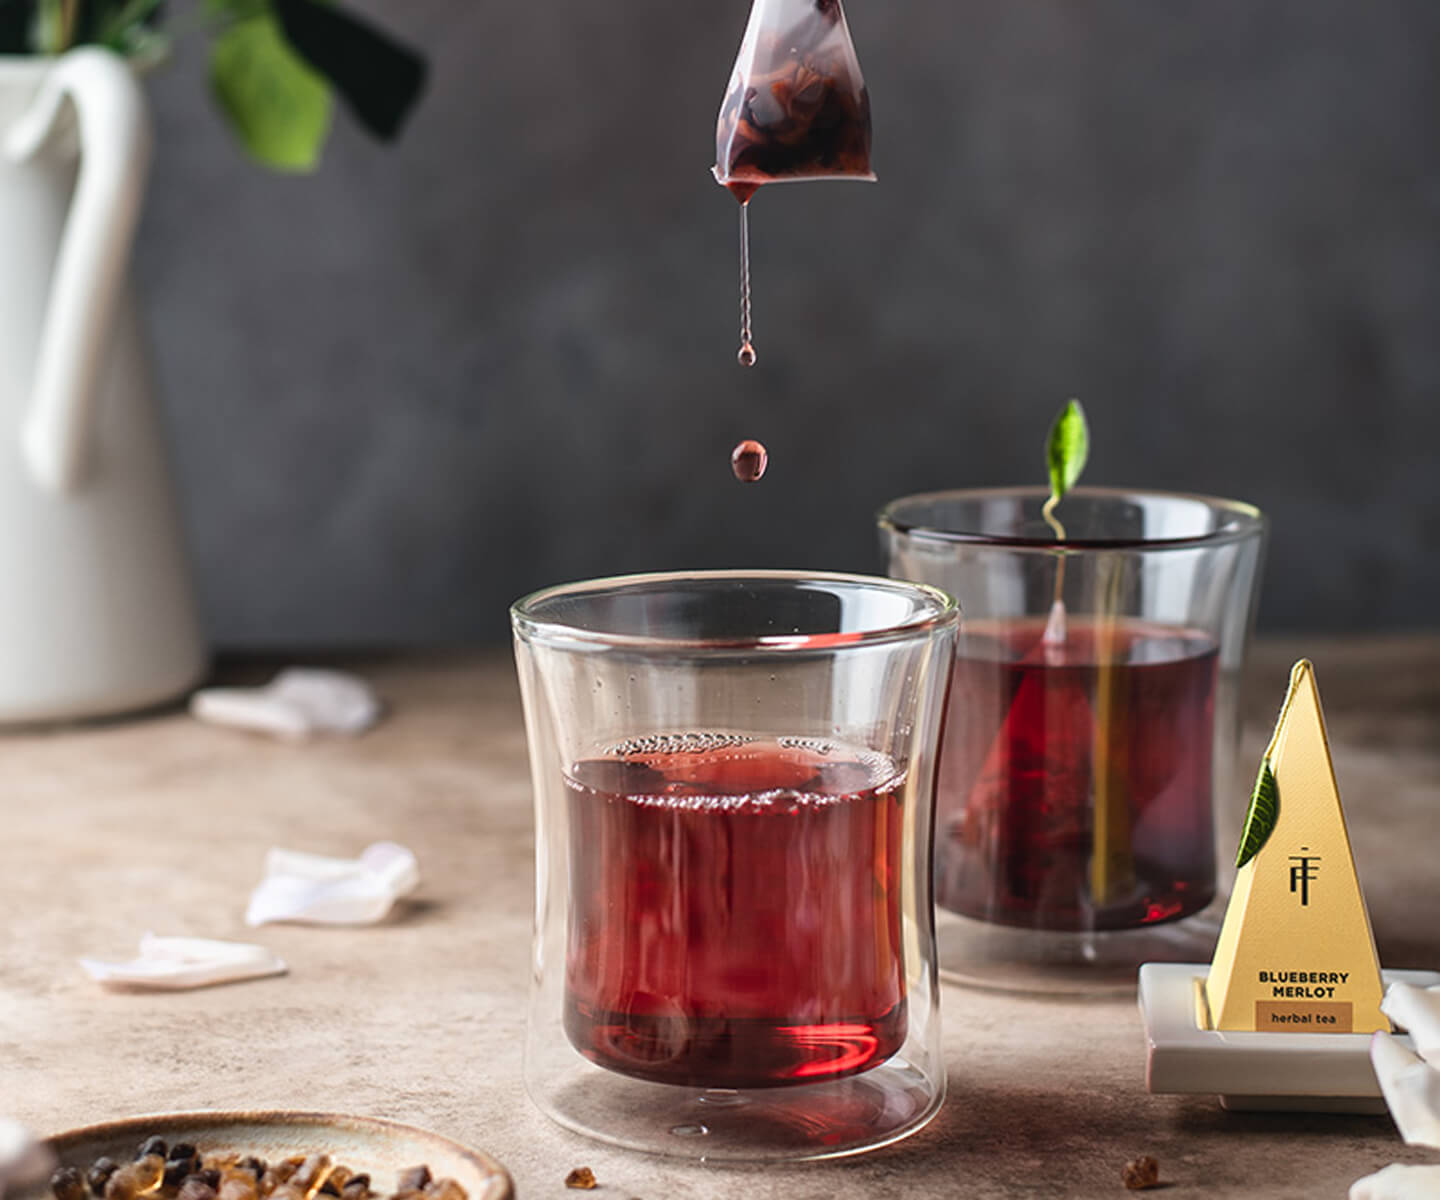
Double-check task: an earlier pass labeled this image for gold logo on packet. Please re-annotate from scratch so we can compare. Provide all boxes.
[1202,660,1388,1034]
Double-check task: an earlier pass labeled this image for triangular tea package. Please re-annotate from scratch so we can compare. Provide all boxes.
[1204,660,1388,1033]
[714,0,875,200]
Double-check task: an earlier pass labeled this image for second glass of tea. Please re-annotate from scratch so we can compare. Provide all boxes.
[880,488,1266,993]
[512,570,956,1160]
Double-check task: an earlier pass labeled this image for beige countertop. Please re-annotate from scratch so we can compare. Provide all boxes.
[4,641,1439,1199]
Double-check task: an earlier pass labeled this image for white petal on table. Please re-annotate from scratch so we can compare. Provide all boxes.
[1372,1032,1440,1150]
[1384,983,1440,1066]
[190,669,382,739]
[78,933,287,991]
[245,842,420,927]
[0,1119,55,1200]
[1350,1164,1440,1200]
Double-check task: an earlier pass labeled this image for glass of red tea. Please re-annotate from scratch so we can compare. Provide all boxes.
[512,570,956,1161]
[880,489,1266,993]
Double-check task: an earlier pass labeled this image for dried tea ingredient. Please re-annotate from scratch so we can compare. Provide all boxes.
[51,1167,88,1200]
[394,1167,430,1195]
[714,0,874,193]
[87,1160,120,1197]
[563,1167,597,1191]
[1121,1156,1160,1190]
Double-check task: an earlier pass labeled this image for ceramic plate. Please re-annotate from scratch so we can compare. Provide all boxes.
[1140,962,1440,1113]
[14,1112,511,1200]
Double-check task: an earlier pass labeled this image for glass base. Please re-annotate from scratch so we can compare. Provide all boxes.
[529,1055,943,1163]
[937,900,1226,997]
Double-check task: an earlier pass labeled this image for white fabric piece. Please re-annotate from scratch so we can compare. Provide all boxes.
[78,933,286,991]
[190,669,381,740]
[245,841,420,927]
[1350,1164,1440,1200]
[0,1119,54,1200]
[1385,984,1440,1066]
[1372,1032,1440,1150]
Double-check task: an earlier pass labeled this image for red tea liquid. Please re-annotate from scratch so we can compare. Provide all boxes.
[564,734,906,1088]
[936,619,1218,931]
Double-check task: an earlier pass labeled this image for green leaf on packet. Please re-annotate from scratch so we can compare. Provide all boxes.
[210,12,332,172]
[1235,760,1279,870]
[1045,399,1090,503]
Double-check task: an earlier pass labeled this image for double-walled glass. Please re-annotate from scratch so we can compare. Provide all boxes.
[512,570,957,1161]
[880,489,1266,993]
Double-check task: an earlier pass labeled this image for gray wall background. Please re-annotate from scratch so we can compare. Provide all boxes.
[134,0,1440,648]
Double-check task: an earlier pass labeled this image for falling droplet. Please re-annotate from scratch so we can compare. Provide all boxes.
[731,439,768,482]
[737,200,756,367]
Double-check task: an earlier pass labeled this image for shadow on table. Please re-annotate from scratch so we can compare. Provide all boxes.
[814,1076,1402,1193]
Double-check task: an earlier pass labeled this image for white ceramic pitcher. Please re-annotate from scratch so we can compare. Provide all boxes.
[0,49,205,723]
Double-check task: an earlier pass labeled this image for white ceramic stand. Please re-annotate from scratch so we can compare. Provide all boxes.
[1138,962,1440,1113]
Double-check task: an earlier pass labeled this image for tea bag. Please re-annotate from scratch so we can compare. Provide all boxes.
[713,0,874,200]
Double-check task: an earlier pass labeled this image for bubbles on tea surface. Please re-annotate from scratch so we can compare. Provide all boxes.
[606,731,756,758]
[731,439,768,482]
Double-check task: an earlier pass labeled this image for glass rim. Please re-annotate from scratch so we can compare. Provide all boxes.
[877,485,1267,551]
[511,568,959,653]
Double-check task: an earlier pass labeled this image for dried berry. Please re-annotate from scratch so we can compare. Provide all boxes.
[395,1168,430,1194]
[102,1174,136,1200]
[177,1181,218,1200]
[51,1167,88,1200]
[422,1180,465,1200]
[317,1182,339,1197]
[236,1159,265,1182]
[139,1139,168,1162]
[87,1161,120,1198]
[1122,1156,1160,1190]
[292,1156,331,1192]
[164,1162,192,1189]
[125,1157,165,1194]
[338,1176,369,1200]
[106,1158,163,1200]
[168,1146,197,1166]
[564,1168,597,1191]
[217,1175,258,1200]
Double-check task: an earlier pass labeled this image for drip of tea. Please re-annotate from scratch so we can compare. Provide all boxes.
[731,439,768,481]
[713,0,874,363]
[737,202,755,366]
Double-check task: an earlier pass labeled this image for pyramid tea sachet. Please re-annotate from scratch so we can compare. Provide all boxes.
[1203,660,1388,1033]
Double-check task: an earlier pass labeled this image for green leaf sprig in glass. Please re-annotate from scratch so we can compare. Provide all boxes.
[1040,398,1090,646]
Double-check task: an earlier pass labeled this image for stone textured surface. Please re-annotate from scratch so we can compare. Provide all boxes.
[129,0,1440,646]
[4,641,1439,1198]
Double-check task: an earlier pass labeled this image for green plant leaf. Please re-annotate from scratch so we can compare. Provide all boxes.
[273,0,426,141]
[1235,760,1279,869]
[210,12,332,172]
[1045,398,1090,502]
[0,0,30,53]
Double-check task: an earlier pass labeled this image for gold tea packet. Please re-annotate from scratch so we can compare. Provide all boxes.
[1204,660,1388,1033]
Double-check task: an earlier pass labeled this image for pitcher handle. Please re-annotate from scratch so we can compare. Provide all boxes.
[4,48,152,495]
